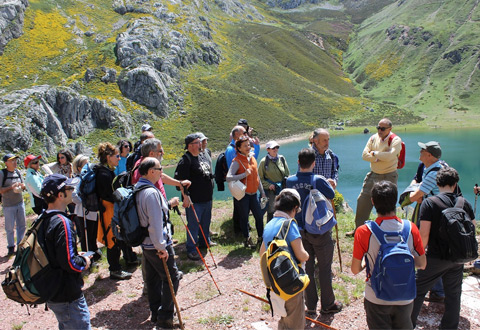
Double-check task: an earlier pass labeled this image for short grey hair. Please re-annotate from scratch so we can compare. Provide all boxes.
[141,138,162,157]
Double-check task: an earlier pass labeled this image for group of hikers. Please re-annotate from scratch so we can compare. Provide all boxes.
[0,118,478,329]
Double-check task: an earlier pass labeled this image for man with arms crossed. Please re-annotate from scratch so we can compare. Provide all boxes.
[310,128,339,189]
[352,181,426,330]
[348,118,402,236]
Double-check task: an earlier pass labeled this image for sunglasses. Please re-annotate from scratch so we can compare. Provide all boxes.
[153,167,163,171]
[30,160,39,165]
[376,126,390,131]
[123,145,130,149]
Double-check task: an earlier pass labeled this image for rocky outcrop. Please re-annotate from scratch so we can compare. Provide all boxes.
[0,0,29,55]
[117,66,171,117]
[0,86,132,156]
[114,16,221,116]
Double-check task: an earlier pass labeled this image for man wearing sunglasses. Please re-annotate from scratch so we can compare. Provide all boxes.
[348,118,402,236]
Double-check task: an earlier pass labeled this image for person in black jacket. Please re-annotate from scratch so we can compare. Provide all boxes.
[40,174,92,330]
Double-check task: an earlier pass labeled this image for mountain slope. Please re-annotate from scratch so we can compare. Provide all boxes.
[344,0,480,124]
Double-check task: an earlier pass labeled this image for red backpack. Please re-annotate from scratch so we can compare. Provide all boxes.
[388,133,406,169]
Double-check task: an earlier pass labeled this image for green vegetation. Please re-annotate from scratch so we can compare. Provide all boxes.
[197,313,234,326]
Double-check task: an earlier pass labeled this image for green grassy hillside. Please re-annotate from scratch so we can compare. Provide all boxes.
[0,0,428,162]
[344,0,480,126]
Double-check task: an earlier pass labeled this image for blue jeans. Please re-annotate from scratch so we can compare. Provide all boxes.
[238,193,264,238]
[3,202,26,248]
[185,200,212,254]
[48,295,91,330]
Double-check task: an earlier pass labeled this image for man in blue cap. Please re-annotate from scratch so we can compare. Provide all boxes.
[40,173,92,329]
[0,153,26,256]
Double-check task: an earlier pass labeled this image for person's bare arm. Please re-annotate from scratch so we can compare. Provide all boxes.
[351,257,364,275]
[290,238,309,263]
[419,220,431,249]
[409,189,425,203]
[414,254,426,270]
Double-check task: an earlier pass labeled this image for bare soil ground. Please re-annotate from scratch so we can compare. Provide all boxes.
[1,213,479,330]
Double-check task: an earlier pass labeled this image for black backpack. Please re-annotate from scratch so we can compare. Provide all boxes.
[214,151,228,191]
[435,195,478,264]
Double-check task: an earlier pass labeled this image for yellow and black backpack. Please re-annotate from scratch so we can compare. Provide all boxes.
[260,218,309,315]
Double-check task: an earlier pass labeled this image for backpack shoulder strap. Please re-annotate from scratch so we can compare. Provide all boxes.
[366,220,387,245]
[454,196,465,209]
[400,220,411,242]
[433,193,454,209]
[1,168,8,187]
[387,133,397,146]
[274,218,293,240]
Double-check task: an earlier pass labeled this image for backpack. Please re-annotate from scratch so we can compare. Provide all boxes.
[260,218,310,315]
[435,195,478,264]
[302,175,336,235]
[111,185,151,247]
[214,151,228,191]
[388,133,406,169]
[2,212,64,306]
[263,156,288,194]
[365,220,416,301]
[112,163,140,191]
[78,163,100,212]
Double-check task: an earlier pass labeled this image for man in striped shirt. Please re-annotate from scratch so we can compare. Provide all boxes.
[310,129,339,189]
[409,141,443,202]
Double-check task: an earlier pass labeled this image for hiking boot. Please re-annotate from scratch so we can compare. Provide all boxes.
[187,252,201,261]
[305,309,317,317]
[7,246,15,256]
[321,301,343,314]
[110,270,132,280]
[426,291,445,303]
[177,270,184,281]
[345,230,355,237]
[244,237,255,249]
[157,318,174,329]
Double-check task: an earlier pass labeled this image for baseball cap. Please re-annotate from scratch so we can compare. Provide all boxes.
[24,155,42,167]
[266,141,280,149]
[41,174,79,197]
[196,132,208,141]
[279,188,302,212]
[141,124,152,132]
[3,153,19,162]
[418,141,442,158]
[184,133,200,149]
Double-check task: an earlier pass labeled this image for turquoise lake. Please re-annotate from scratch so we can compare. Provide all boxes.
[164,128,480,218]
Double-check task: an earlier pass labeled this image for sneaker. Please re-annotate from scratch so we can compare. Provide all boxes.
[157,318,174,329]
[345,230,355,237]
[7,246,15,256]
[110,270,132,280]
[244,237,255,249]
[321,301,343,314]
[208,241,218,247]
[187,252,201,261]
[177,270,184,281]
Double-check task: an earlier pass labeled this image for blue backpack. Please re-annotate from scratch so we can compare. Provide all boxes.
[302,175,336,235]
[366,220,416,301]
[78,163,99,212]
[112,185,151,247]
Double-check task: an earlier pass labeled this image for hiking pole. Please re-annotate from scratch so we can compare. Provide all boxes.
[330,199,343,272]
[236,289,337,330]
[173,206,221,295]
[162,257,185,330]
[474,183,479,215]
[184,187,218,268]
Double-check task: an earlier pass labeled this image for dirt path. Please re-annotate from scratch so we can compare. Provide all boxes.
[1,214,479,329]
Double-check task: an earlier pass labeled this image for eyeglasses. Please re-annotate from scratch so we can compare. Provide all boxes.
[153,167,163,171]
[115,154,121,158]
[189,141,201,145]
[58,156,66,159]
[376,126,390,131]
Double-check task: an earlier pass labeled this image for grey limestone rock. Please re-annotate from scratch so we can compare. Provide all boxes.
[0,86,132,156]
[0,0,29,55]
